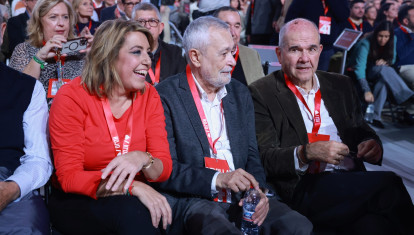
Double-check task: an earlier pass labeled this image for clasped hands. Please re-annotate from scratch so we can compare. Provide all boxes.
[303,139,382,165]
[216,169,269,226]
[99,151,171,229]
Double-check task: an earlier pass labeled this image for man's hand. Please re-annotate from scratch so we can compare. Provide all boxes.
[306,141,349,165]
[364,91,374,103]
[216,169,259,192]
[0,181,20,212]
[238,189,269,226]
[357,139,382,164]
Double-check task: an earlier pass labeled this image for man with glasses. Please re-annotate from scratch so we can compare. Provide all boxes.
[132,2,186,85]
[1,0,37,62]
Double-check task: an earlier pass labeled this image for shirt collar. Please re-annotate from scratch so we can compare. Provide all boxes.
[295,74,320,95]
[192,72,227,103]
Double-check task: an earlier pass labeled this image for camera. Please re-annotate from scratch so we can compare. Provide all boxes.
[60,37,88,54]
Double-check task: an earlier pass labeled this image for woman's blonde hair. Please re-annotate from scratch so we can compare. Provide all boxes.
[72,0,90,16]
[82,19,154,97]
[27,0,76,47]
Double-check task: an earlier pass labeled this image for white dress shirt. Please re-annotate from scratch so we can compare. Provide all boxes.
[293,74,355,172]
[192,74,235,194]
[6,81,53,201]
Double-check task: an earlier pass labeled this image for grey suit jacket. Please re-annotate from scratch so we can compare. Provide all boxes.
[239,44,264,85]
[249,70,382,202]
[155,71,267,206]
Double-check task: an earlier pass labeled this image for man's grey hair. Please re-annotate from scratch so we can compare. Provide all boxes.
[131,2,161,20]
[183,16,230,61]
[278,18,320,48]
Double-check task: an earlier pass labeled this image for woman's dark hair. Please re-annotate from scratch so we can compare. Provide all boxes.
[368,21,394,64]
[375,3,392,24]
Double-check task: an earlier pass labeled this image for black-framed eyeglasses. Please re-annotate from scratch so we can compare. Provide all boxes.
[124,1,139,7]
[136,18,160,27]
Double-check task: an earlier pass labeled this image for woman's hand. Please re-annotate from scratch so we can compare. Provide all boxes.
[364,91,374,103]
[79,27,93,54]
[36,35,67,61]
[132,181,172,230]
[101,151,150,192]
[375,59,388,66]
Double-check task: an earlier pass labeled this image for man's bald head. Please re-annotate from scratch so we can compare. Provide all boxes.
[278,18,320,49]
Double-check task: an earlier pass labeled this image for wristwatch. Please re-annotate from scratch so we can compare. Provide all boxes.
[143,152,154,169]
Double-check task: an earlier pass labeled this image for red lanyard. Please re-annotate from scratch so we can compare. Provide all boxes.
[400,26,413,40]
[76,20,92,36]
[250,0,255,17]
[230,45,239,76]
[284,74,322,134]
[347,18,362,31]
[321,0,328,15]
[148,52,161,85]
[186,65,224,155]
[102,96,134,156]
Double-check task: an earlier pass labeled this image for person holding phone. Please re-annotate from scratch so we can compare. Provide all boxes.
[9,0,93,105]
[48,19,173,234]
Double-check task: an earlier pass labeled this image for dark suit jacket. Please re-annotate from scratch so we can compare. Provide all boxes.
[100,4,126,22]
[155,72,267,206]
[1,12,29,61]
[249,70,382,203]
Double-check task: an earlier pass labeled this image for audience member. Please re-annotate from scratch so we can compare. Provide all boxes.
[345,0,365,32]
[48,19,173,234]
[92,0,106,18]
[375,2,399,27]
[9,0,93,105]
[349,21,414,128]
[245,0,282,45]
[0,0,35,62]
[214,6,264,86]
[155,16,313,235]
[395,4,414,119]
[132,2,186,85]
[100,0,126,21]
[363,4,378,33]
[285,0,349,71]
[249,18,414,234]
[73,0,100,35]
[192,0,228,20]
[0,14,52,234]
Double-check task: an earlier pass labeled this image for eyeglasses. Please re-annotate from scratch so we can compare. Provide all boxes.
[124,1,139,7]
[136,18,160,27]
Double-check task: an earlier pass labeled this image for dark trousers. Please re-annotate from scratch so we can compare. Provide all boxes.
[292,171,414,235]
[0,167,50,234]
[179,197,313,235]
[49,189,161,235]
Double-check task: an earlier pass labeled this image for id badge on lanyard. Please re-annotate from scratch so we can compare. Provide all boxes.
[284,74,330,172]
[319,0,331,35]
[186,65,232,203]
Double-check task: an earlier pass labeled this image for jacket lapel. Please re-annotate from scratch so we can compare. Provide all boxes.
[221,84,242,169]
[274,71,308,144]
[177,74,211,157]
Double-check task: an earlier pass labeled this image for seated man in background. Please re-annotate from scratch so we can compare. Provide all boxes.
[249,18,414,234]
[155,16,312,235]
[0,15,52,234]
[396,4,414,121]
[214,6,265,86]
[132,2,186,85]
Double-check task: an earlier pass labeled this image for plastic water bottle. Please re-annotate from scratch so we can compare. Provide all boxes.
[364,103,374,123]
[241,188,261,235]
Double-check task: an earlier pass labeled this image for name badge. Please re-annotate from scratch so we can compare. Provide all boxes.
[307,133,330,143]
[47,78,71,98]
[319,16,331,35]
[205,157,232,203]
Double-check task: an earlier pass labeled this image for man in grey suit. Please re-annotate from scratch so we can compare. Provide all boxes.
[214,6,264,86]
[249,18,414,234]
[155,16,312,235]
